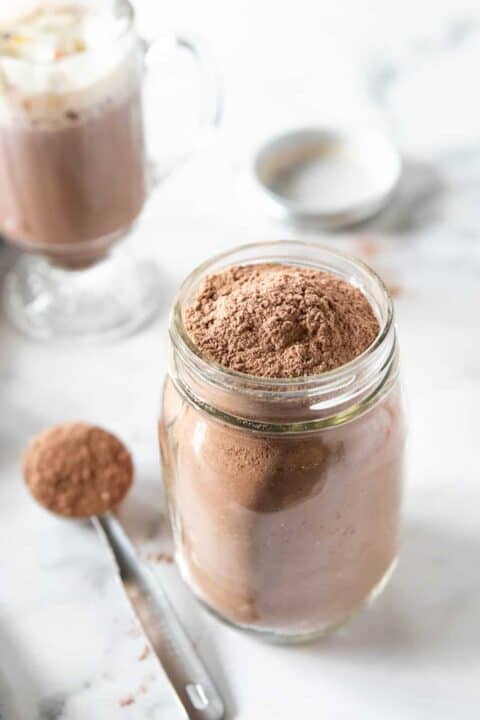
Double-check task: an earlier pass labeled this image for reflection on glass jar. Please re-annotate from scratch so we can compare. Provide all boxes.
[159,241,406,641]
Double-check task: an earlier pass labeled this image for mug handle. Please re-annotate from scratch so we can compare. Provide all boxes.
[143,32,223,187]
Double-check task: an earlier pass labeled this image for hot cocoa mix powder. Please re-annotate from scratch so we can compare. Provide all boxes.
[184,263,380,378]
[163,260,404,634]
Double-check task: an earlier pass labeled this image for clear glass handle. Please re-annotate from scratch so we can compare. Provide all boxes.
[143,32,223,186]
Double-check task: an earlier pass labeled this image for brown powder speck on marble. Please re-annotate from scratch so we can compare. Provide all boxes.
[145,551,174,565]
[23,423,133,518]
[387,281,404,298]
[119,695,135,707]
[184,263,380,378]
[353,236,382,259]
[138,645,150,661]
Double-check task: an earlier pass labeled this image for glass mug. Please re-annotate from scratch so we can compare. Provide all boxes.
[0,1,221,341]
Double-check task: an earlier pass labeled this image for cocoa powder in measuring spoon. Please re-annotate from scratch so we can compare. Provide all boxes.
[184,263,379,378]
[23,422,133,517]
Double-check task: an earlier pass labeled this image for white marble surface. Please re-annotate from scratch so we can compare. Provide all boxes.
[1,1,480,718]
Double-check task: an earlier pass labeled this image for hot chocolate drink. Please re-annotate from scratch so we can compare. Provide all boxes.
[0,4,146,267]
[160,247,406,638]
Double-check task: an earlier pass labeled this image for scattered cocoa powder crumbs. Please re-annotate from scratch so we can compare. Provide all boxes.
[184,263,380,378]
[387,282,404,298]
[138,645,150,661]
[145,552,174,564]
[23,423,133,518]
[353,236,382,259]
[119,695,134,707]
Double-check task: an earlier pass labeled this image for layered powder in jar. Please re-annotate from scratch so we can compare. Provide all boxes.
[160,262,405,633]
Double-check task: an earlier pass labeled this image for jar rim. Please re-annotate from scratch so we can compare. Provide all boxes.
[170,240,394,396]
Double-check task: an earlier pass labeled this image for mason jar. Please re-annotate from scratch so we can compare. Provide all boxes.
[159,241,406,642]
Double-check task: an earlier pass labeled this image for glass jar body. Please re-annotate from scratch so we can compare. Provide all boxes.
[160,380,405,637]
[159,241,406,640]
[160,375,405,640]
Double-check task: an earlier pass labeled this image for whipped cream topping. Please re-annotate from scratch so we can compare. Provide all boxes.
[0,4,88,63]
[0,4,131,62]
[0,3,138,127]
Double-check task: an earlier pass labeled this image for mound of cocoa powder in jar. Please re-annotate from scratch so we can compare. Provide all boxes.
[184,263,380,378]
[23,423,133,517]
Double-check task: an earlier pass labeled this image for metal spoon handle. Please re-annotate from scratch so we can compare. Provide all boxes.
[93,513,224,720]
